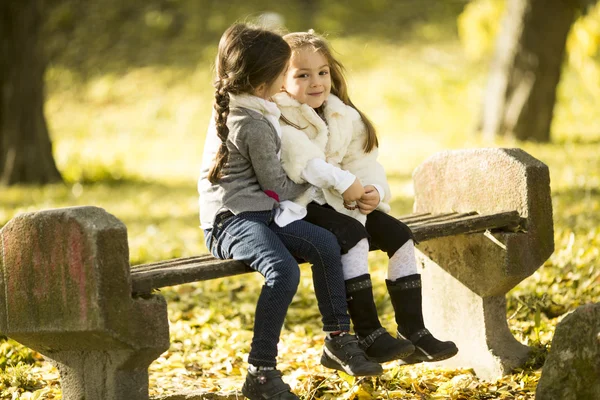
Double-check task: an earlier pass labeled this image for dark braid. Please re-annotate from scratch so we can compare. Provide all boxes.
[206,23,291,183]
[207,80,231,183]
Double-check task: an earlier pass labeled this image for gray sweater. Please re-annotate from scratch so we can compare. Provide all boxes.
[198,107,309,229]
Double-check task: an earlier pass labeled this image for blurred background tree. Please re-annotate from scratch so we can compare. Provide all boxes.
[459,0,600,142]
[1,0,62,185]
[479,0,579,142]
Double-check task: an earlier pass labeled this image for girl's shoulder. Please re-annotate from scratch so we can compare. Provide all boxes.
[272,92,301,108]
[230,106,268,121]
[228,107,269,125]
[324,94,361,122]
[227,108,276,136]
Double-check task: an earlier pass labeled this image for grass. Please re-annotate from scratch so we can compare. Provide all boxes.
[0,33,599,399]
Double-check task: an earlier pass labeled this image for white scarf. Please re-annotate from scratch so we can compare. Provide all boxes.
[229,94,282,151]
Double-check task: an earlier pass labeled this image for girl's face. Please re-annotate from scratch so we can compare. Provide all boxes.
[283,47,331,108]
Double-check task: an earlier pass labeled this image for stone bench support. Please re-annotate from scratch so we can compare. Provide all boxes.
[412,148,554,380]
[0,207,170,400]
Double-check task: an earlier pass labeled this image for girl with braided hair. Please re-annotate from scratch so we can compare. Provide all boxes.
[198,24,382,400]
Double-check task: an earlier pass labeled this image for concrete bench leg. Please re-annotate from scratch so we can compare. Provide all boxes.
[419,257,530,379]
[412,148,554,380]
[0,207,170,400]
[49,348,160,399]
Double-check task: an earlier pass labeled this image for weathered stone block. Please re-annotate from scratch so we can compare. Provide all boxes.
[0,206,170,400]
[536,303,600,400]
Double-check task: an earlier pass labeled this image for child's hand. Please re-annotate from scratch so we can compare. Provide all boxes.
[342,178,365,209]
[357,185,380,215]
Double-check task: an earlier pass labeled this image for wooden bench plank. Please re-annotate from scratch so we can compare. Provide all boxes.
[399,212,457,223]
[130,210,523,295]
[396,212,431,220]
[403,211,479,226]
[131,257,253,295]
[410,210,521,242]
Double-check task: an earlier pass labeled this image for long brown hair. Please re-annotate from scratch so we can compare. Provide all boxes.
[207,24,291,183]
[282,31,378,153]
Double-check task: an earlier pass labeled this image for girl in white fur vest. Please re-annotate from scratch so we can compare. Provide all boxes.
[272,31,458,365]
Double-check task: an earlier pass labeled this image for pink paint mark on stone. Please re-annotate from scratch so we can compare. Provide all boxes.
[44,223,68,307]
[48,222,64,275]
[31,231,49,302]
[68,224,89,321]
[6,224,30,308]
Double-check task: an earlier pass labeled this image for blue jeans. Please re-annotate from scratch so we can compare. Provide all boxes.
[204,210,350,367]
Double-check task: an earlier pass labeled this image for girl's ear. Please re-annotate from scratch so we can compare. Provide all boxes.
[253,83,267,98]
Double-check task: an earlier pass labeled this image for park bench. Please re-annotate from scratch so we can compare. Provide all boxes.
[0,148,553,400]
[130,210,522,295]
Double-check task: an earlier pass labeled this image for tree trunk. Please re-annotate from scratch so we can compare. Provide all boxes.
[481,0,577,142]
[0,0,62,185]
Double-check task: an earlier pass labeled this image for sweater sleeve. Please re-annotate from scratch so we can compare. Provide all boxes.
[235,118,309,202]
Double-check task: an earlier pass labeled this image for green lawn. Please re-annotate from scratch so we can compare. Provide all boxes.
[1,35,599,399]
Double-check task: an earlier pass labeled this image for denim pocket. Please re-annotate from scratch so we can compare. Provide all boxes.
[203,228,216,256]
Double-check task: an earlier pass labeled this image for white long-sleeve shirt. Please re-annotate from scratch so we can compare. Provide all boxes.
[274,158,384,227]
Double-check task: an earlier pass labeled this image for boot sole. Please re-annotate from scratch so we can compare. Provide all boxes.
[320,351,383,376]
[241,382,260,400]
[398,345,458,365]
[242,383,299,400]
[369,342,416,363]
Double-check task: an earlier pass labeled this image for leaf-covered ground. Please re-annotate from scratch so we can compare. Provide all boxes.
[1,31,599,399]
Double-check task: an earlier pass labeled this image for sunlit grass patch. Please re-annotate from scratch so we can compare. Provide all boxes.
[46,66,215,185]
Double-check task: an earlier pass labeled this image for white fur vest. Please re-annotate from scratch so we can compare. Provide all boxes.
[273,92,392,224]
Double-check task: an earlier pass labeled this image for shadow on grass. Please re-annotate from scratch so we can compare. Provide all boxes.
[553,135,600,146]
[1,177,199,225]
[551,186,600,231]
[553,186,600,198]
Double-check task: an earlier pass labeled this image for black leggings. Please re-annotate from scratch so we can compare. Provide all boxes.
[303,203,414,257]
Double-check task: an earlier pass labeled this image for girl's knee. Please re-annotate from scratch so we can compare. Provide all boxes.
[340,220,369,251]
[314,228,342,254]
[266,262,300,292]
[318,220,366,255]
[394,221,415,244]
[366,211,416,256]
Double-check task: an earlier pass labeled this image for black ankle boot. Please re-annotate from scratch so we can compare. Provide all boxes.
[346,274,414,363]
[242,369,299,400]
[321,333,383,376]
[386,274,458,364]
